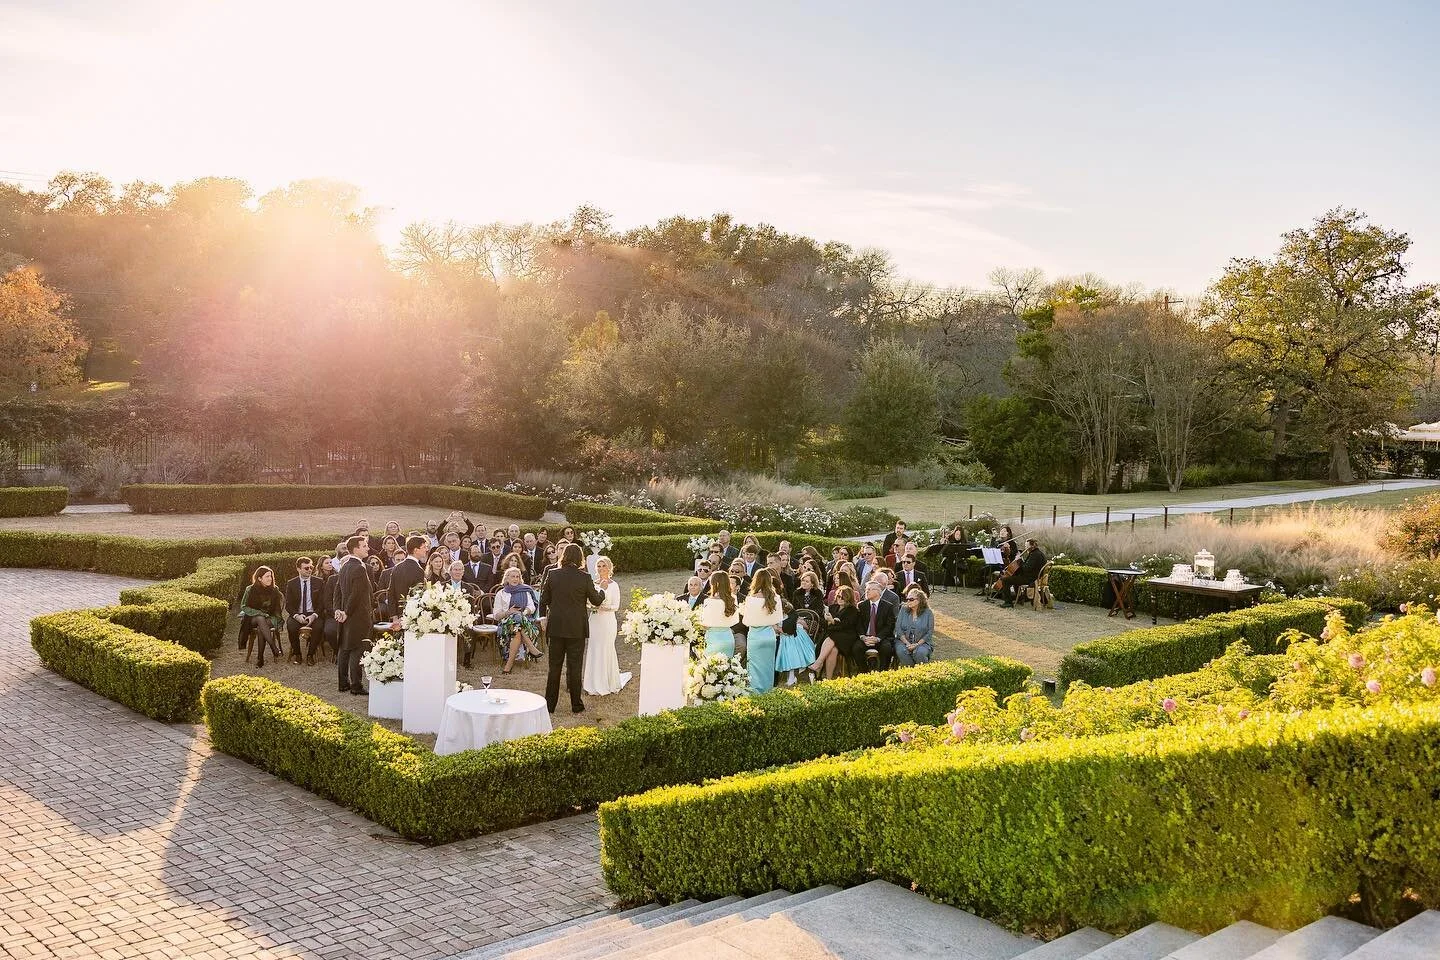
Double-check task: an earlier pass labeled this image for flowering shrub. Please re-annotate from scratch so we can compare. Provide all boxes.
[361,633,404,683]
[685,652,749,704]
[667,493,897,537]
[620,590,704,647]
[1382,492,1440,558]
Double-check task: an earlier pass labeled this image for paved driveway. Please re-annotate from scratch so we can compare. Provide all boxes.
[0,570,607,960]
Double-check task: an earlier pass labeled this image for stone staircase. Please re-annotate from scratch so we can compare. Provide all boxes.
[447,881,1440,960]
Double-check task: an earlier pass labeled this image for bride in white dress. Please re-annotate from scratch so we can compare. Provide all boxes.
[583,556,631,696]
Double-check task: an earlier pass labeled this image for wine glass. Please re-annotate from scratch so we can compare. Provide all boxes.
[480,675,493,698]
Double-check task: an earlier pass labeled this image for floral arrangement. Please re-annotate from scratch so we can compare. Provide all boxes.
[1134,552,1186,578]
[685,651,749,704]
[686,534,716,557]
[579,529,614,553]
[620,589,704,647]
[361,633,404,683]
[401,581,474,637]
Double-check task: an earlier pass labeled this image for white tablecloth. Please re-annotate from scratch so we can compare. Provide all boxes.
[433,689,551,755]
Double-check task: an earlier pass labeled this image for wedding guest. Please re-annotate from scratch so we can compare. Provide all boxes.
[894,588,935,666]
[741,569,785,693]
[703,542,724,574]
[814,584,860,680]
[727,558,750,596]
[332,536,373,695]
[520,532,543,582]
[239,566,284,667]
[882,519,908,559]
[540,543,606,713]
[424,520,440,547]
[463,542,487,586]
[884,534,909,569]
[424,550,450,585]
[560,525,577,543]
[386,536,428,623]
[683,575,707,610]
[855,580,897,672]
[383,520,403,545]
[435,510,474,541]
[716,529,738,565]
[379,534,400,568]
[854,543,879,586]
[443,560,480,601]
[700,571,740,657]
[318,556,341,661]
[895,555,930,595]
[792,570,827,622]
[504,523,522,553]
[740,544,762,579]
[284,557,322,666]
[492,566,542,674]
[826,568,859,606]
[364,554,385,588]
[766,552,797,597]
[483,538,506,583]
[582,557,630,695]
[535,543,560,590]
[441,531,464,564]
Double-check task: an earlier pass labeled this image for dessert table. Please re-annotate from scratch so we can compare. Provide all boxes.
[1145,576,1265,624]
[433,689,551,755]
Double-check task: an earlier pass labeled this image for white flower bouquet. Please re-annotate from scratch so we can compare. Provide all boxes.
[685,651,749,704]
[361,633,404,683]
[686,534,716,557]
[620,590,704,647]
[579,529,613,553]
[401,581,474,638]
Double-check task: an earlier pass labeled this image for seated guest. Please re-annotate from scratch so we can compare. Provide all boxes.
[424,520,441,547]
[683,575,707,609]
[501,551,529,585]
[459,534,472,554]
[441,560,482,667]
[440,531,464,565]
[491,566,542,673]
[766,551,797,597]
[727,558,750,598]
[364,554,385,589]
[874,570,902,606]
[284,557,322,665]
[319,556,341,660]
[535,544,560,591]
[799,545,825,570]
[482,538,506,584]
[560,525,577,544]
[379,535,400,568]
[854,580,897,672]
[775,540,796,569]
[894,588,935,666]
[826,568,859,606]
[895,555,930,595]
[701,542,724,574]
[354,519,383,556]
[503,523,522,554]
[520,532,543,582]
[739,543,762,579]
[716,529,739,565]
[239,566,284,667]
[814,584,860,680]
[854,543,880,586]
[383,520,404,545]
[998,538,1048,608]
[463,542,488,586]
[424,550,450,585]
[884,533,909,569]
[792,570,827,622]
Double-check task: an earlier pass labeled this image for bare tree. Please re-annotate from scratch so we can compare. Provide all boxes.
[1136,303,1235,491]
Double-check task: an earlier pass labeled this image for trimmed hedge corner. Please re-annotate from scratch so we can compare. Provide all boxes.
[597,701,1440,930]
[562,501,704,526]
[1057,596,1367,689]
[204,656,1030,843]
[120,483,546,519]
[0,485,67,517]
[31,611,209,721]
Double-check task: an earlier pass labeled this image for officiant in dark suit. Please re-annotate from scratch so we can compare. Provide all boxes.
[539,543,606,714]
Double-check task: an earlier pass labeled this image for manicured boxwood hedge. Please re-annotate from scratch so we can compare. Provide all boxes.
[121,483,546,519]
[562,501,706,526]
[0,486,67,517]
[30,611,209,721]
[598,701,1440,930]
[1057,596,1367,689]
[204,656,1030,843]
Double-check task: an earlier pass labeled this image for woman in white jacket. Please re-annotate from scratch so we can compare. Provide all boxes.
[699,571,740,658]
[740,569,784,693]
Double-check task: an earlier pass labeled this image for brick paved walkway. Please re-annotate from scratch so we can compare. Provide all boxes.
[0,570,609,960]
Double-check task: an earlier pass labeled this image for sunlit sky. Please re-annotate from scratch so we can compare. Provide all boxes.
[3,0,1437,295]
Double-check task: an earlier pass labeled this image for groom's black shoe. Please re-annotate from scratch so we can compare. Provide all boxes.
[572,703,585,714]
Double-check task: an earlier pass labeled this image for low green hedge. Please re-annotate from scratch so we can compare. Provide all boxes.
[1058,597,1367,689]
[104,588,230,653]
[120,483,546,519]
[563,501,702,525]
[205,655,1030,843]
[598,701,1440,929]
[0,485,67,517]
[549,520,725,539]
[31,611,209,721]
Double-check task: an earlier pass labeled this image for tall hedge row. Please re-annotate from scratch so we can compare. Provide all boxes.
[599,701,1440,931]
[0,486,67,517]
[205,656,1030,843]
[120,483,546,519]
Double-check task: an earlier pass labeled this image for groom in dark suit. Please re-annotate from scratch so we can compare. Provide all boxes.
[332,535,373,695]
[540,543,606,714]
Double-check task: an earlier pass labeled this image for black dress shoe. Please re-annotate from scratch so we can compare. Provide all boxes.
[338,685,351,693]
[571,704,585,714]
[350,688,366,696]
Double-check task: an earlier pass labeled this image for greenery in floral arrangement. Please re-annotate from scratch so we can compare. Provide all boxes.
[620,590,704,647]
[361,633,404,683]
[686,652,748,704]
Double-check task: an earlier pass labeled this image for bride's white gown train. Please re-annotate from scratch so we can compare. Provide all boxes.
[583,580,631,695]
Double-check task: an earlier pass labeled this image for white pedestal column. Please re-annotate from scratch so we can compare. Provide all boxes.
[368,680,404,720]
[403,632,457,734]
[637,643,689,716]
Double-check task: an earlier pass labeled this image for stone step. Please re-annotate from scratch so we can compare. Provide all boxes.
[1243,916,1381,960]
[555,896,746,960]
[494,900,700,960]
[1082,923,1201,960]
[1340,910,1440,960]
[1167,921,1284,960]
[677,880,1039,959]
[446,904,664,960]
[592,889,796,960]
[1013,927,1117,960]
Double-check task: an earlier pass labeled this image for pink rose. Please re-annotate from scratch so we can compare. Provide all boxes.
[1348,652,1365,670]
[1020,727,1034,741]
[1399,602,1410,614]
[1161,698,1177,714]
[898,729,914,743]
[1422,667,1437,689]
[950,722,966,739]
[1366,679,1382,694]
[1238,709,1250,720]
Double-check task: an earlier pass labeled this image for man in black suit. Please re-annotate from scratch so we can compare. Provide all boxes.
[385,536,429,624]
[740,545,762,581]
[682,576,706,609]
[284,557,322,665]
[882,520,908,560]
[895,556,930,596]
[1000,539,1048,608]
[332,535,373,695]
[766,553,796,598]
[855,580,897,672]
[539,543,606,714]
[463,543,489,587]
[520,533,543,583]
[716,529,739,566]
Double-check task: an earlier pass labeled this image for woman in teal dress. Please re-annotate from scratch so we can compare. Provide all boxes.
[699,571,739,658]
[740,569,784,693]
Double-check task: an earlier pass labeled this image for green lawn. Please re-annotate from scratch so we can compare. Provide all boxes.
[833,481,1334,526]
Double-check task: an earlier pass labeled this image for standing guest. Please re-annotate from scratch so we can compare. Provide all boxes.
[894,588,935,666]
[386,536,429,623]
[582,556,630,695]
[284,558,322,665]
[814,584,860,680]
[540,543,606,714]
[239,566,284,667]
[459,534,472,554]
[855,580,897,672]
[491,566,542,673]
[882,520,908,559]
[315,555,339,663]
[741,569,784,694]
[700,571,740,658]
[683,575,707,610]
[332,536,373,695]
[435,510,474,541]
